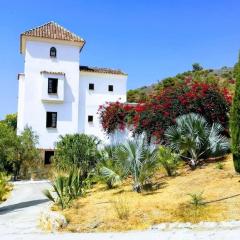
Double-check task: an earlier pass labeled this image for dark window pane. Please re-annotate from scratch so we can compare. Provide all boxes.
[46,112,57,128]
[108,85,113,92]
[89,83,94,90]
[44,151,54,164]
[48,78,58,94]
[50,47,57,57]
[88,115,93,122]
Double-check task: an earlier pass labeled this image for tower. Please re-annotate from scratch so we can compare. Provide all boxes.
[18,22,85,150]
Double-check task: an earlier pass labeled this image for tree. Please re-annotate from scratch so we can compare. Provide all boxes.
[54,134,100,177]
[165,113,229,169]
[0,122,17,172]
[9,127,40,180]
[192,63,203,72]
[230,54,240,172]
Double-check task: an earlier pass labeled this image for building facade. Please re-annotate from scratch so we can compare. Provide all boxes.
[17,22,127,163]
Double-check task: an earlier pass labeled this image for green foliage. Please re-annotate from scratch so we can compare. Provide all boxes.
[157,146,179,176]
[127,89,148,102]
[99,166,121,189]
[54,134,100,176]
[230,54,240,173]
[0,124,39,179]
[1,113,17,131]
[114,133,158,192]
[192,63,203,72]
[0,122,17,173]
[188,192,205,207]
[43,169,88,209]
[165,113,229,169]
[98,145,125,188]
[0,172,10,202]
[216,162,224,170]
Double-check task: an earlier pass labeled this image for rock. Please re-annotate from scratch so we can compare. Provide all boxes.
[39,210,67,232]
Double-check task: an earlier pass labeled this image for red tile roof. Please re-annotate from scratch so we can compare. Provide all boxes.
[80,66,127,76]
[21,21,85,43]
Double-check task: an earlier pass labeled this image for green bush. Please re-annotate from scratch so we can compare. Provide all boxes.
[157,146,179,176]
[54,134,100,176]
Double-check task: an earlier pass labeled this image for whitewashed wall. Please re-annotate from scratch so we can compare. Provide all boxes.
[79,71,127,143]
[17,39,127,149]
[17,40,81,149]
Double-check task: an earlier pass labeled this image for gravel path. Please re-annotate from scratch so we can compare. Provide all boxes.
[1,181,240,240]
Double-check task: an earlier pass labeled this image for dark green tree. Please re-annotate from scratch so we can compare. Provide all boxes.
[230,53,240,172]
[192,63,203,72]
[1,113,17,131]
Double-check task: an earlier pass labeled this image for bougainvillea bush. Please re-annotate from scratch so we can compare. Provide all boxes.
[98,78,232,141]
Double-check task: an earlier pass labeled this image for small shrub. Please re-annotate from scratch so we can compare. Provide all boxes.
[0,172,11,202]
[174,202,208,223]
[188,192,205,207]
[112,196,130,220]
[157,146,179,176]
[216,162,224,170]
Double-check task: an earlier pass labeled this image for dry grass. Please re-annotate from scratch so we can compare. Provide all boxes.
[62,155,240,232]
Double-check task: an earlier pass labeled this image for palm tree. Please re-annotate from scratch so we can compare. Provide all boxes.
[165,113,229,169]
[114,133,158,192]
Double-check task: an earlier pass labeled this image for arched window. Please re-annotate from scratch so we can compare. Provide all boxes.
[50,47,57,58]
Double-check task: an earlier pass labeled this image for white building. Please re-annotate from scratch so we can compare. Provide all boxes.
[17,21,127,163]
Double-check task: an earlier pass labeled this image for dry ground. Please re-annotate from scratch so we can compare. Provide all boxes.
[62,155,240,232]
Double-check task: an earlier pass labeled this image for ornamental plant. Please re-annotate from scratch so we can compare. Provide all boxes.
[99,78,232,142]
[230,55,240,173]
[165,113,229,169]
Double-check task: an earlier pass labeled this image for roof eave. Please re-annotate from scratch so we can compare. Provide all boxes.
[20,35,85,54]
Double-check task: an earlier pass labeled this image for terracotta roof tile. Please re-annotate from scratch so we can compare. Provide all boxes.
[80,66,127,76]
[21,21,85,43]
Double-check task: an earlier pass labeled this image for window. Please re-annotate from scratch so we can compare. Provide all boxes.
[46,112,57,128]
[50,47,57,57]
[88,115,93,123]
[44,151,54,165]
[48,78,58,94]
[108,85,114,92]
[89,83,94,90]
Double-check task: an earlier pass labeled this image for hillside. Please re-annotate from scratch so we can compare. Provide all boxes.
[127,65,235,102]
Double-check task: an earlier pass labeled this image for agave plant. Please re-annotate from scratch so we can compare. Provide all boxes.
[114,133,158,192]
[165,113,229,169]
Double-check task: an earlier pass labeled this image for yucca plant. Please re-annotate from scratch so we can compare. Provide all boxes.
[43,169,87,209]
[165,113,229,169]
[114,133,158,192]
[43,175,68,209]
